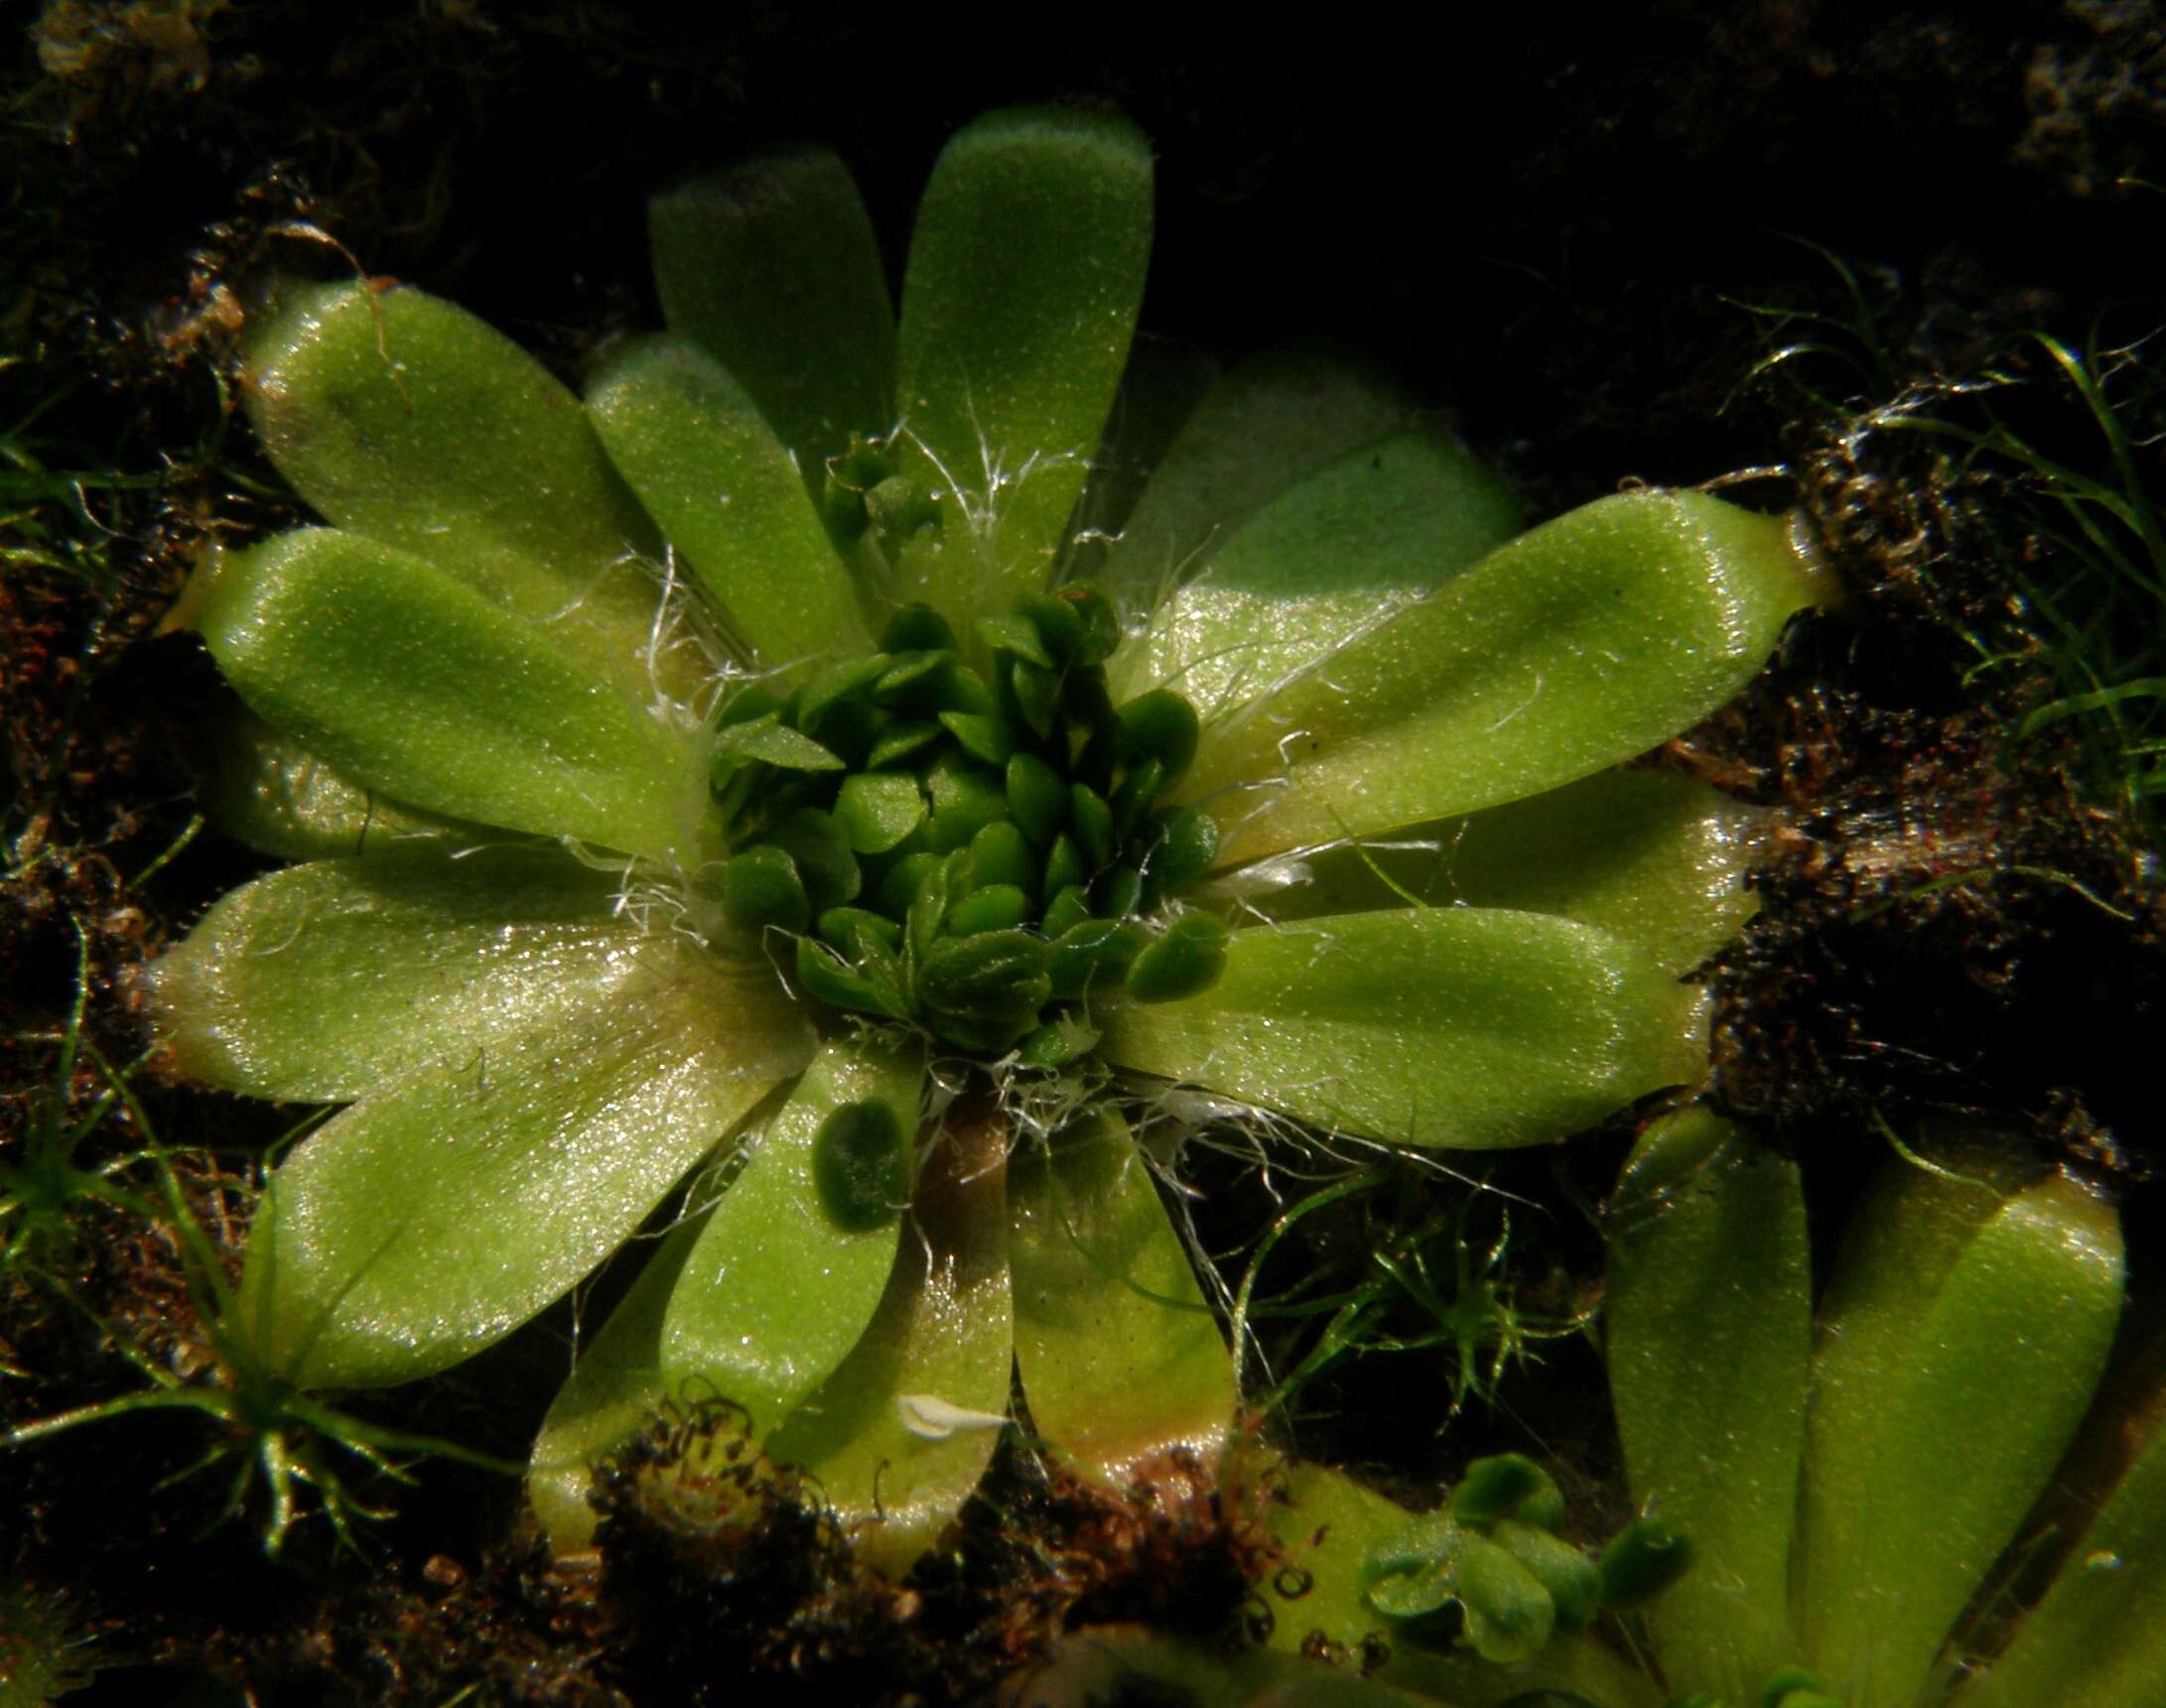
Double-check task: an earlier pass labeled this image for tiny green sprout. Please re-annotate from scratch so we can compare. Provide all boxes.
[1,923,160,1277]
[1753,1665,1844,1708]
[148,103,1830,1574]
[2,1095,518,1557]
[0,1586,98,1702]
[1449,1453,1567,1530]
[1232,1174,1591,1426]
[1596,1514,1696,1609]
[1357,1452,1693,1669]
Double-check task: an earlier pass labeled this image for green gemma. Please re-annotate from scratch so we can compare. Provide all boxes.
[144,102,1832,1573]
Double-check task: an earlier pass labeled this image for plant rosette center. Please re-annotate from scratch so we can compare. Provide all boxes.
[709,583,1226,1064]
[145,105,1831,1568]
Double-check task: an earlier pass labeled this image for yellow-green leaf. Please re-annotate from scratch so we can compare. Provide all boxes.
[1100,909,1705,1149]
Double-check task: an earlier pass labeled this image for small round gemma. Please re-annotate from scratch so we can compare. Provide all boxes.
[1450,1451,1565,1529]
[812,1098,910,1233]
[1596,1514,1695,1608]
[720,844,810,935]
[1117,689,1200,783]
[1123,910,1230,1003]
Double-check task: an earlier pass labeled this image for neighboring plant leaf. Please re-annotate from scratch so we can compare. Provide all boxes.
[1952,1382,2166,1708]
[1605,1109,1810,1700]
[1797,1158,2124,1705]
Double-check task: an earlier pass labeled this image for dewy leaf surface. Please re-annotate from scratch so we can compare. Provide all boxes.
[1120,431,1521,720]
[649,147,895,490]
[764,1102,1013,1575]
[189,528,705,860]
[239,948,813,1388]
[242,279,694,699]
[1182,490,1830,864]
[152,849,635,1103]
[1009,1109,1232,1489]
[202,712,479,860]
[1100,908,1705,1149]
[1798,1164,2124,1707]
[1606,1109,1810,1700]
[588,334,876,669]
[1098,345,1422,628]
[1228,767,1764,977]
[894,106,1152,620]
[658,1037,923,1439]
[1955,1390,2166,1708]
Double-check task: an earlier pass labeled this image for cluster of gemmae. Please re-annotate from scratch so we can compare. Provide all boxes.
[707,584,1230,1062]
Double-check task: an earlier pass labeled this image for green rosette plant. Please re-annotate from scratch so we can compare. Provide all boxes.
[146,106,1828,1570]
[1258,1114,2158,1708]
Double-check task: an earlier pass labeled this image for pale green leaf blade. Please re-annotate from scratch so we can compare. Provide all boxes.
[242,279,694,698]
[203,712,481,859]
[1009,1109,1232,1490]
[149,848,632,1103]
[1215,767,1765,978]
[658,1037,924,1435]
[1099,909,1706,1149]
[893,106,1152,618]
[1063,341,1222,584]
[587,334,876,668]
[1953,1391,2166,1708]
[1098,345,1422,627]
[1799,1160,2124,1705]
[764,1106,1013,1575]
[186,528,705,859]
[650,148,895,486]
[1114,431,1521,718]
[239,944,814,1388]
[1182,491,1833,865]
[1605,1109,1810,1699]
[1259,1459,1415,1656]
[527,1210,709,1554]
